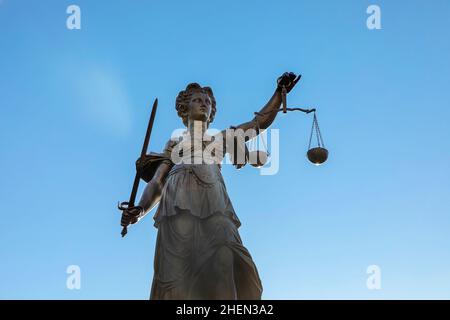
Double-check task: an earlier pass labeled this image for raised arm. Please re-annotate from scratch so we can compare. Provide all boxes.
[234,72,301,135]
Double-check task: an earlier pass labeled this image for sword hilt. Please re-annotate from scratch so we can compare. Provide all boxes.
[118,201,142,237]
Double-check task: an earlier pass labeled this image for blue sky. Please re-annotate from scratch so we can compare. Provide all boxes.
[1,0,450,299]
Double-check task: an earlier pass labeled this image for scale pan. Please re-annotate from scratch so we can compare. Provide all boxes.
[307,147,328,165]
[248,150,268,168]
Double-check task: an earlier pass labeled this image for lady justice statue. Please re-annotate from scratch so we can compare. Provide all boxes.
[120,72,300,299]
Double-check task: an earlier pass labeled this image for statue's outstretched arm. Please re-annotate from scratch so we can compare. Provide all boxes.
[233,72,301,137]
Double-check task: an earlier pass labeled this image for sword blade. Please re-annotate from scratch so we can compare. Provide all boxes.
[129,98,158,206]
[121,98,158,237]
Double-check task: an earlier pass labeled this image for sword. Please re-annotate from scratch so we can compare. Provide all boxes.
[118,98,158,237]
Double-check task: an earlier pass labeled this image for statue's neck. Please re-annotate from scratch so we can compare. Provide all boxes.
[187,120,208,139]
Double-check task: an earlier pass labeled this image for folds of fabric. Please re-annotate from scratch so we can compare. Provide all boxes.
[150,163,262,299]
[153,164,241,228]
[150,213,262,299]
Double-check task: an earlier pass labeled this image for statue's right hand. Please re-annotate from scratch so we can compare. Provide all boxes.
[277,72,301,93]
[120,206,143,227]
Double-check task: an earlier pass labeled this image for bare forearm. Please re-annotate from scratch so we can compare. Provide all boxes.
[236,88,281,133]
[137,179,163,220]
[235,73,300,135]
[136,161,172,221]
[255,88,282,130]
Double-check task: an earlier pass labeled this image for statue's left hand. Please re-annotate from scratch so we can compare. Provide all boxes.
[120,206,143,226]
[277,72,301,93]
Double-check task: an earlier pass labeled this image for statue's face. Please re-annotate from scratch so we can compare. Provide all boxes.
[188,92,212,124]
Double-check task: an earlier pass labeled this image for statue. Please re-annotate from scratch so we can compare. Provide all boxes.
[120,72,301,299]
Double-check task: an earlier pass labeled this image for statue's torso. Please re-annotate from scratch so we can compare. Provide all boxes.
[153,133,241,228]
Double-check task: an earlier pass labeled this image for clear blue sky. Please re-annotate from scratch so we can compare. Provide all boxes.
[1,0,450,299]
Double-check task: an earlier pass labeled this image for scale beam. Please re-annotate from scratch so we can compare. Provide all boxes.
[281,107,316,114]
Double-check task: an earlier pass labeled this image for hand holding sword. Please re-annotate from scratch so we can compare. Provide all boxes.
[118,98,159,237]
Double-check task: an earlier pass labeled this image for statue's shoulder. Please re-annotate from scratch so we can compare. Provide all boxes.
[136,137,180,183]
[163,135,184,156]
[163,137,179,151]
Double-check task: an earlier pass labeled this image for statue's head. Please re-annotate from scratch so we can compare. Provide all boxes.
[176,83,216,127]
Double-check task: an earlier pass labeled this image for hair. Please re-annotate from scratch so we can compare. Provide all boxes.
[175,83,217,127]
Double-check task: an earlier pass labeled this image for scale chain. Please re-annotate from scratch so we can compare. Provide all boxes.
[315,113,325,148]
[314,114,321,148]
[308,113,315,150]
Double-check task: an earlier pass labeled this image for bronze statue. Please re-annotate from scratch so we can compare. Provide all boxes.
[120,72,301,299]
